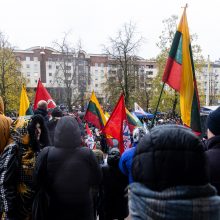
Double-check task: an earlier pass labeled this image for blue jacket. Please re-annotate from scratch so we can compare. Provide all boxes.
[119,143,137,183]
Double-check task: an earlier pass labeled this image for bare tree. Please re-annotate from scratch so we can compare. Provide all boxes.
[53,33,89,111]
[104,22,143,107]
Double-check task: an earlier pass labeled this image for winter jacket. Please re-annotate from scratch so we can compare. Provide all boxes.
[119,142,137,183]
[205,135,220,194]
[47,118,59,145]
[33,116,102,220]
[132,125,209,191]
[0,118,39,220]
[0,97,11,153]
[129,182,220,220]
[100,148,129,220]
[34,108,49,122]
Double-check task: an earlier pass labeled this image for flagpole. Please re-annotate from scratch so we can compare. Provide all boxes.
[151,82,165,128]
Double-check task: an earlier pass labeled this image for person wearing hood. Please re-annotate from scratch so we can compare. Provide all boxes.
[0,114,49,220]
[34,100,49,122]
[99,147,129,220]
[33,116,102,220]
[130,125,220,220]
[0,96,12,153]
[205,107,220,194]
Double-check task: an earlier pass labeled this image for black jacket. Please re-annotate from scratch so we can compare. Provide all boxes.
[47,118,59,145]
[34,116,102,220]
[132,125,209,191]
[100,161,128,219]
[34,108,49,122]
[205,136,220,194]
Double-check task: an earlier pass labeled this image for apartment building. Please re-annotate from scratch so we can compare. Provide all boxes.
[15,46,158,105]
[198,59,220,105]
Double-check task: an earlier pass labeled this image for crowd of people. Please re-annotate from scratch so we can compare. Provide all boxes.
[1,96,220,220]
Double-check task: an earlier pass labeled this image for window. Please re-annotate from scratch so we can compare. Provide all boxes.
[26,64,30,68]
[48,58,53,62]
[95,63,98,67]
[66,66,71,70]
[95,84,98,87]
[34,72,38,77]
[27,72,30,77]
[34,64,38,69]
[49,73,52,76]
[101,63,104,68]
[49,80,52,84]
[56,66,59,70]
[34,57,38,61]
[146,64,154,69]
[48,65,52,69]
[26,57,30,61]
[146,71,153,75]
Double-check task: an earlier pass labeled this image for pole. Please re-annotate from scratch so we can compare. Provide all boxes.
[206,55,210,106]
[151,82,165,128]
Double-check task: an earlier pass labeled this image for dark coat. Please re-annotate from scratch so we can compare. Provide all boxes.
[100,161,129,219]
[132,125,209,191]
[47,118,59,145]
[34,116,102,220]
[34,108,49,122]
[205,136,220,194]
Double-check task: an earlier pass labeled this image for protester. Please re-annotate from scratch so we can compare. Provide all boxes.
[100,147,129,220]
[47,107,63,145]
[205,107,220,194]
[33,116,102,220]
[0,115,49,220]
[0,96,12,153]
[34,100,49,122]
[119,127,147,183]
[129,125,220,220]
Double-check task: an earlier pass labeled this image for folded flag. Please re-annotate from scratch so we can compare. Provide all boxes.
[19,85,33,116]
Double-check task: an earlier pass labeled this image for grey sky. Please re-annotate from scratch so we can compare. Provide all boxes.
[1,0,220,61]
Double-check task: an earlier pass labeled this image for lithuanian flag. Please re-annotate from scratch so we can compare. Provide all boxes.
[126,108,143,132]
[19,85,33,116]
[162,7,201,133]
[84,91,107,129]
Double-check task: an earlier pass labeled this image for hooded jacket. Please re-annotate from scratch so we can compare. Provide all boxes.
[0,96,11,153]
[205,135,220,194]
[34,116,102,220]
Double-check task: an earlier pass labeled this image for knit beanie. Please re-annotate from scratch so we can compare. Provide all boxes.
[51,107,63,117]
[207,107,220,136]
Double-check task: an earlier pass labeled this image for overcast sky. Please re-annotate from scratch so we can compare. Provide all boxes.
[1,0,220,61]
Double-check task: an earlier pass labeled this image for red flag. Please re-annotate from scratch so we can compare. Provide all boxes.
[33,79,56,110]
[102,94,131,154]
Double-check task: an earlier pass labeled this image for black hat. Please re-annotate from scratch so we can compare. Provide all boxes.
[51,107,63,117]
[207,107,220,136]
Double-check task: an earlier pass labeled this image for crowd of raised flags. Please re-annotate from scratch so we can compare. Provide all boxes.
[18,6,202,154]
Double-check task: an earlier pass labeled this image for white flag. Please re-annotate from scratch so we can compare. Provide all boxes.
[134,102,146,114]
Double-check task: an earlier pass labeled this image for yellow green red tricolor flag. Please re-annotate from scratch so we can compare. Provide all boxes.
[162,7,201,133]
[84,91,107,129]
[19,85,33,116]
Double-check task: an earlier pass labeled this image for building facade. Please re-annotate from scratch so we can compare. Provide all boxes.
[15,46,158,106]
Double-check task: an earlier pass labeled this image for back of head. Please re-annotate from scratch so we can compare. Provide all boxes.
[54,116,81,148]
[132,125,209,191]
[51,107,63,118]
[132,127,147,143]
[37,100,48,111]
[107,147,120,167]
[207,107,220,136]
[0,96,4,114]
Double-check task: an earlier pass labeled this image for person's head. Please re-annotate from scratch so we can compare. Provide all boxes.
[37,100,48,111]
[132,127,148,143]
[0,96,4,114]
[51,107,63,118]
[10,117,30,145]
[107,147,120,167]
[93,149,104,164]
[28,114,50,150]
[207,107,220,139]
[54,116,81,148]
[132,125,209,191]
